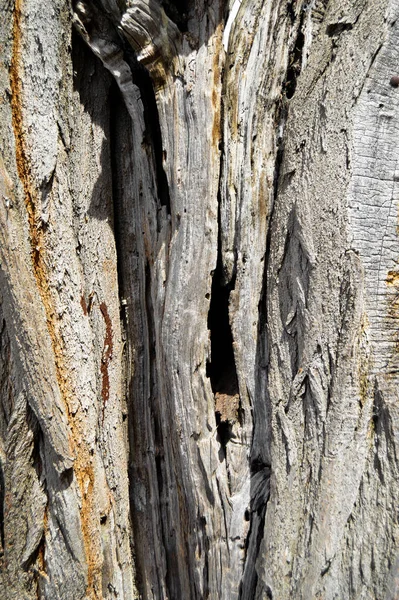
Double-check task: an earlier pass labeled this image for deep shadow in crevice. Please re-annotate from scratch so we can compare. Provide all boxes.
[161,0,191,32]
[326,22,353,36]
[74,27,171,221]
[284,5,306,100]
[132,60,171,215]
[238,466,271,599]
[207,245,239,452]
[285,29,304,99]
[116,38,172,215]
[206,256,238,398]
[73,2,229,597]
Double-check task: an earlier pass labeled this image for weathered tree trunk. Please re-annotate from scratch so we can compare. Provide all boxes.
[1,0,399,598]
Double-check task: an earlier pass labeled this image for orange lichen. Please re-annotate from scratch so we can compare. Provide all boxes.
[80,295,88,316]
[387,270,399,286]
[10,4,102,597]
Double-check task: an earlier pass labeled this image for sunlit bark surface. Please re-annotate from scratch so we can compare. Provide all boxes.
[1,1,399,599]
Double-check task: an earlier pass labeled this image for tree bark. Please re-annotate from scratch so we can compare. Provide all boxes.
[1,0,399,599]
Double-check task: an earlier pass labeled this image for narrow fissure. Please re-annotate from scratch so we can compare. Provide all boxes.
[284,6,306,100]
[144,258,172,600]
[108,39,176,600]
[108,79,131,433]
[109,78,124,295]
[240,31,293,598]
[160,0,190,32]
[239,128,284,594]
[207,257,238,395]
[121,45,171,215]
[207,217,239,449]
[239,468,271,600]
[136,66,171,215]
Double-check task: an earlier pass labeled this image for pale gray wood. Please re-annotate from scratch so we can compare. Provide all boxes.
[1,0,399,599]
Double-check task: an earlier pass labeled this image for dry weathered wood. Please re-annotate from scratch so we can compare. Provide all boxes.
[1,0,399,599]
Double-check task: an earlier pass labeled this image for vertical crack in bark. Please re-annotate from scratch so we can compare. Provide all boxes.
[239,115,286,600]
[160,0,190,32]
[240,18,299,593]
[207,205,239,452]
[132,61,171,216]
[284,3,306,101]
[115,33,172,217]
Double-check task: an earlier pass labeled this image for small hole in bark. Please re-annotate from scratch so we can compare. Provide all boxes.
[100,515,107,525]
[326,22,353,36]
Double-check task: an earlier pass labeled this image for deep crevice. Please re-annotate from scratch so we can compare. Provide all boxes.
[326,22,353,36]
[160,0,190,32]
[119,42,171,216]
[284,9,306,100]
[215,415,233,447]
[238,468,271,599]
[134,64,171,215]
[207,255,238,397]
[207,195,239,450]
[242,24,293,595]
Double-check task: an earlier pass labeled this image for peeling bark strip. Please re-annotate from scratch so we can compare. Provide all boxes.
[2,0,399,599]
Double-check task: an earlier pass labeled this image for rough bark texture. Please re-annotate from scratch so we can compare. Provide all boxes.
[1,0,399,599]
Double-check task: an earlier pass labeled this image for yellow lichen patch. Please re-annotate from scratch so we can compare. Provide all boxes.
[386,270,399,286]
[385,268,399,375]
[386,269,399,320]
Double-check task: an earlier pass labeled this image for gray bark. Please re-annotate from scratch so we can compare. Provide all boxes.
[1,0,399,599]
